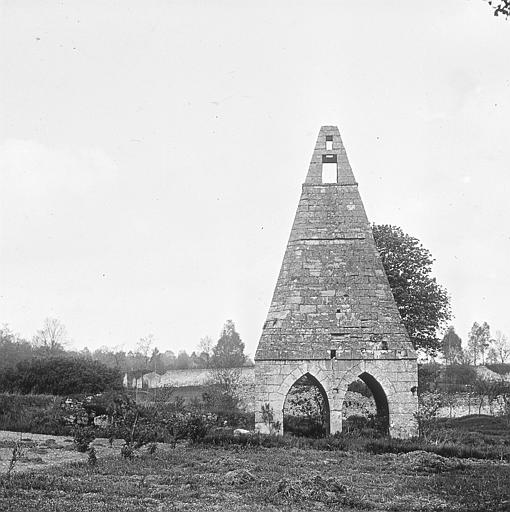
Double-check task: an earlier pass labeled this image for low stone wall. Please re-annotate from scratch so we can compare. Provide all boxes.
[158,367,255,387]
[131,369,508,422]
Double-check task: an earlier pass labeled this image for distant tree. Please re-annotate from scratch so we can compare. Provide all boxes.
[198,336,214,368]
[149,347,164,373]
[372,225,451,355]
[80,347,92,359]
[441,326,463,365]
[135,334,154,368]
[0,325,34,369]
[160,350,176,370]
[487,330,510,364]
[92,346,118,368]
[32,318,68,355]
[468,322,491,365]
[112,348,127,370]
[175,350,191,369]
[211,320,246,368]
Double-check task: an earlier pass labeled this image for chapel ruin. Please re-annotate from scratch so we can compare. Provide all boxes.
[254,126,418,438]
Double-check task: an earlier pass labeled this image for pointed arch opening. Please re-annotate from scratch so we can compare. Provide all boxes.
[283,373,330,437]
[342,372,389,435]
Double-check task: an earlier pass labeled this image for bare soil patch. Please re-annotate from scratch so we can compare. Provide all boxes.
[0,430,119,474]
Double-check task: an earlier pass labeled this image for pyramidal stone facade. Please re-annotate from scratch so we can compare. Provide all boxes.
[254,126,418,438]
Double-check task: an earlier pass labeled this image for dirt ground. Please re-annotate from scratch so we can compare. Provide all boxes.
[0,430,119,474]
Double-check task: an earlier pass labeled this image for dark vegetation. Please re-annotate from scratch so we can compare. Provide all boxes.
[0,357,122,395]
[0,319,253,386]
[373,224,451,354]
[486,363,510,375]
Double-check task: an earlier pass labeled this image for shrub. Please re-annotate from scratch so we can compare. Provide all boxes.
[0,358,122,395]
[283,414,325,438]
[415,391,444,438]
[73,426,96,452]
[260,403,281,434]
[29,406,72,436]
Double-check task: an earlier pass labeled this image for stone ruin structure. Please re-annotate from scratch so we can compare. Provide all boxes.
[254,126,418,438]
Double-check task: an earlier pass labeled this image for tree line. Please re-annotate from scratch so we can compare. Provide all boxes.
[441,323,510,366]
[0,319,250,395]
[1,318,250,375]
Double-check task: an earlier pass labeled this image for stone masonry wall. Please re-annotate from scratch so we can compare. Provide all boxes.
[254,126,418,438]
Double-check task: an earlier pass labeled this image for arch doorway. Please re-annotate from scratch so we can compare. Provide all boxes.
[342,372,389,435]
[283,373,330,437]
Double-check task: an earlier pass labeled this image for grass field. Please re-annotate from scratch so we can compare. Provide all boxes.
[1,441,509,512]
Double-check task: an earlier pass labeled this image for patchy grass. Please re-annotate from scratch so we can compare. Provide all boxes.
[1,444,509,511]
[434,414,510,440]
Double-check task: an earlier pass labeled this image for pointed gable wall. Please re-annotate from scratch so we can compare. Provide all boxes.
[255,126,415,361]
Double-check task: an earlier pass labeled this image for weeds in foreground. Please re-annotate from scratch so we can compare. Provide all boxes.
[5,440,25,480]
[87,446,97,466]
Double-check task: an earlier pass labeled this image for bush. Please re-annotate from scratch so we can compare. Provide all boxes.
[283,414,325,438]
[0,357,122,395]
[342,414,387,437]
[104,393,217,454]
[0,393,72,435]
[73,426,96,452]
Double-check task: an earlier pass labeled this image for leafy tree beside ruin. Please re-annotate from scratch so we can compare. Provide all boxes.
[372,224,451,355]
[485,0,510,17]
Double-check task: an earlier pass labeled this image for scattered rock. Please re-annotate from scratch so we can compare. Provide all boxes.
[233,428,251,436]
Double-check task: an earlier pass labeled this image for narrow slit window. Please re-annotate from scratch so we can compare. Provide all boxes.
[322,154,337,183]
[330,349,337,359]
[326,135,333,151]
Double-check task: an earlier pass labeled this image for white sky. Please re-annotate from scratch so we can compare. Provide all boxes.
[1,1,509,357]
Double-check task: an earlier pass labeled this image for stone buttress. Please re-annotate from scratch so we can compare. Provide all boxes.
[254,126,418,438]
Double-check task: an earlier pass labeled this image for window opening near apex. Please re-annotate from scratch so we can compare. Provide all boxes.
[326,135,333,151]
[322,154,337,184]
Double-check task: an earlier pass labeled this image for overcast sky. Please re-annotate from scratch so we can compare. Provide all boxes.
[1,1,509,358]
